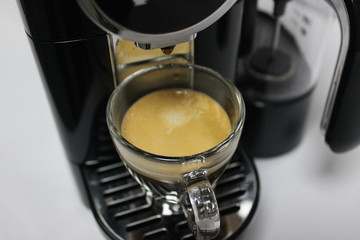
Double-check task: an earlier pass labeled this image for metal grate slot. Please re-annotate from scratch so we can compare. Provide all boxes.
[227,161,243,169]
[222,162,244,176]
[125,215,162,232]
[102,177,137,193]
[98,170,128,181]
[106,191,146,207]
[104,181,140,195]
[114,199,150,217]
[219,204,241,216]
[175,220,189,231]
[114,204,153,220]
[100,172,131,184]
[174,220,193,237]
[216,173,246,188]
[97,162,124,173]
[217,187,247,203]
[81,118,259,240]
[143,228,168,240]
[85,159,107,166]
[181,234,196,240]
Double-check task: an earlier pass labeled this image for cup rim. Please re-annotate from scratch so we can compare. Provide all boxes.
[106,63,245,163]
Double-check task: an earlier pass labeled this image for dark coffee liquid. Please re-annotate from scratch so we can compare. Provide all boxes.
[161,46,175,55]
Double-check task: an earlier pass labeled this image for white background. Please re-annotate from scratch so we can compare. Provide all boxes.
[1,1,360,240]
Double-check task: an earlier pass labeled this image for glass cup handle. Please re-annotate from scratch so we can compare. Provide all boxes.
[181,169,220,240]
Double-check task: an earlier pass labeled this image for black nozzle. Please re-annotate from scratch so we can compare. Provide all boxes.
[273,0,290,18]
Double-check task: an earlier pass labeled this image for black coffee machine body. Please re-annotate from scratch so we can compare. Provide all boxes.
[17,0,260,239]
[16,0,360,239]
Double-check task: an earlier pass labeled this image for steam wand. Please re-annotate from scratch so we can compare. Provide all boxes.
[271,0,290,51]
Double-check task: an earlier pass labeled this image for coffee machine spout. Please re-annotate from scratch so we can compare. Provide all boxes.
[134,34,197,50]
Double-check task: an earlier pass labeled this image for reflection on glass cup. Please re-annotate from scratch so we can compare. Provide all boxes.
[107,64,245,240]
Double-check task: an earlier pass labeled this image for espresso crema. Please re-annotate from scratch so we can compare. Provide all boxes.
[121,88,231,157]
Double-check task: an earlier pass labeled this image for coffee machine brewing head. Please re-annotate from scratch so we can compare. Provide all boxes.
[76,0,237,49]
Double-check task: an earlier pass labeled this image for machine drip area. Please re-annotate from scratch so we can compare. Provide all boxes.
[80,112,259,240]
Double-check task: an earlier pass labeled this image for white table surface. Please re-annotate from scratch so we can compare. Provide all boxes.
[1,1,360,240]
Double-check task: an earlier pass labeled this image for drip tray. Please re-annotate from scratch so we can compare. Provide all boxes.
[81,142,259,240]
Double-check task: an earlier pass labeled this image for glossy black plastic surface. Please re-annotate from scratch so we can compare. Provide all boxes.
[17,0,104,41]
[18,0,114,164]
[27,36,113,163]
[238,0,258,57]
[242,91,313,157]
[236,12,313,157]
[325,0,360,152]
[78,0,227,34]
[195,0,244,81]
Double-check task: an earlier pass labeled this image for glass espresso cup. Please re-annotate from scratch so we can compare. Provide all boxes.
[106,64,245,240]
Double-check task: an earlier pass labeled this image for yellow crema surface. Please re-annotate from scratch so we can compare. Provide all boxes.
[121,89,231,157]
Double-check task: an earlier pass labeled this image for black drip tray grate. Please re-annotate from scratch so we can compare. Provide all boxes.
[81,126,259,240]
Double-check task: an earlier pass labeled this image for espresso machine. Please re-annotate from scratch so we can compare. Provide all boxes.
[16,0,360,239]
